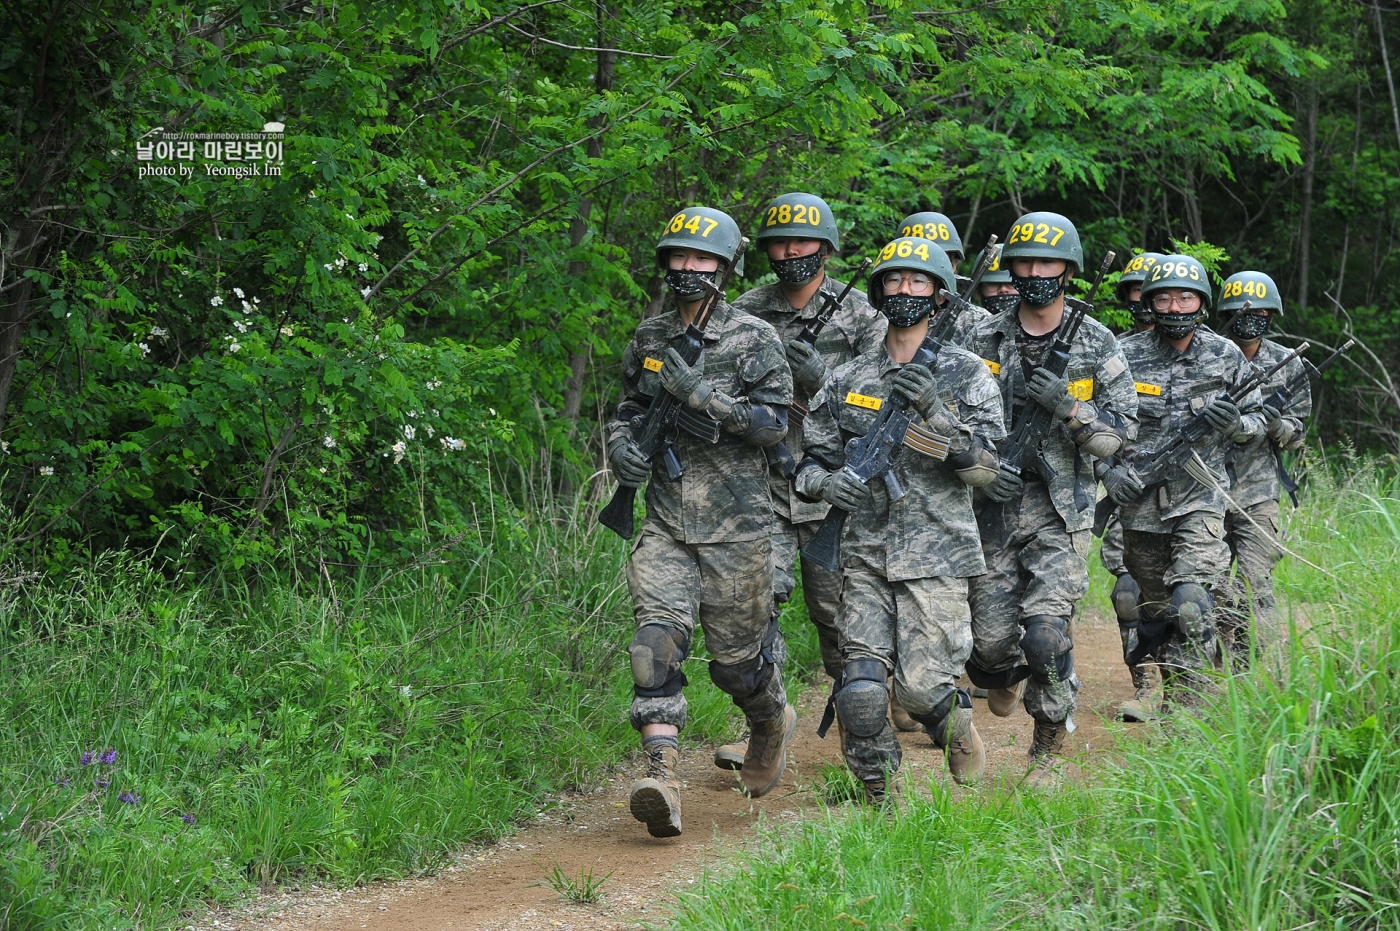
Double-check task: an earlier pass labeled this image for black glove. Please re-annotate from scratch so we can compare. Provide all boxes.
[659,347,709,409]
[1102,464,1145,506]
[892,363,943,418]
[820,470,871,511]
[1026,367,1077,420]
[983,468,1024,503]
[609,441,650,488]
[786,340,830,394]
[1203,398,1242,437]
[1263,403,1295,445]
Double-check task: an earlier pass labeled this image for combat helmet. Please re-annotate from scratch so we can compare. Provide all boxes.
[655,206,744,298]
[897,211,963,260]
[1140,254,1212,339]
[867,236,956,327]
[1217,270,1282,343]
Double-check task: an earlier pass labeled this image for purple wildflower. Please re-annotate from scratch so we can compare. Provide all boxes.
[54,776,70,787]
[182,813,196,825]
[80,751,94,766]
[118,791,140,804]
[100,749,117,765]
[95,776,110,788]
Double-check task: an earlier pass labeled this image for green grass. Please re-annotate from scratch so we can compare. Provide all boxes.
[0,488,822,929]
[666,464,1400,931]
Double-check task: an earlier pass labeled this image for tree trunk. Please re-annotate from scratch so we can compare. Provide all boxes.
[1375,0,1400,150]
[1297,83,1319,311]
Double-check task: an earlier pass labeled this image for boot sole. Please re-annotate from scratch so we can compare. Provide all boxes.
[741,705,797,798]
[948,725,986,785]
[629,780,682,838]
[713,746,745,771]
[1116,701,1158,723]
[986,681,1025,717]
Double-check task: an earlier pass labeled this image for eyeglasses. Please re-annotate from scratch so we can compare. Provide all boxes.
[1149,293,1201,311]
[882,271,936,294]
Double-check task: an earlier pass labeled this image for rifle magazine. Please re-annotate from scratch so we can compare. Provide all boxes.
[788,402,809,431]
[676,407,722,443]
[903,422,950,460]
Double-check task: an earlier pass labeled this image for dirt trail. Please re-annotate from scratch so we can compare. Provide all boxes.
[194,611,1134,931]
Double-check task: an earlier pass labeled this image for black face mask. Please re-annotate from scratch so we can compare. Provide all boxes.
[1154,310,1206,340]
[881,294,934,328]
[770,252,824,285]
[665,269,717,299]
[983,292,1021,315]
[1228,312,1270,342]
[1011,273,1064,307]
[1127,300,1155,323]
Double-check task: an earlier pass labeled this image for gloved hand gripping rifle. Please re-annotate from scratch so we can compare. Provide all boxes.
[1262,339,1352,507]
[784,258,873,433]
[598,237,749,540]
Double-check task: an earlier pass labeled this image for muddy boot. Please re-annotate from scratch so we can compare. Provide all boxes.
[862,775,887,806]
[740,704,796,798]
[629,735,682,838]
[889,695,921,732]
[946,721,986,786]
[713,733,747,771]
[1116,665,1159,722]
[986,678,1026,717]
[970,686,989,699]
[1024,718,1066,789]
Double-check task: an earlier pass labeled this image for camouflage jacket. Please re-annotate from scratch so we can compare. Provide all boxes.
[605,300,793,545]
[1117,327,1266,530]
[951,302,991,347]
[1226,337,1311,511]
[794,344,1006,581]
[731,274,885,524]
[962,304,1139,532]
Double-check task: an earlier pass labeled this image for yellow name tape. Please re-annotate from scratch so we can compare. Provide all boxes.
[1068,378,1094,401]
[846,392,883,411]
[1135,382,1162,396]
[643,357,664,372]
[983,359,1001,375]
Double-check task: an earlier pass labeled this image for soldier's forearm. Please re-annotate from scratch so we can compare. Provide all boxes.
[1068,404,1131,458]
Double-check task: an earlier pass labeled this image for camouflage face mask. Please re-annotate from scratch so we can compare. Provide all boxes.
[1010,272,1064,307]
[770,252,824,285]
[1227,311,1270,342]
[881,294,934,328]
[983,292,1021,315]
[664,268,717,299]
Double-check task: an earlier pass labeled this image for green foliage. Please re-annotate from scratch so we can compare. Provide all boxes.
[537,861,614,905]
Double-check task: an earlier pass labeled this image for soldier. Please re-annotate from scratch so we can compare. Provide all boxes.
[1216,271,1310,666]
[962,212,1139,784]
[1101,251,1165,721]
[794,237,1004,801]
[977,250,1020,316]
[605,206,796,837]
[1098,255,1265,713]
[716,193,884,769]
[898,210,990,342]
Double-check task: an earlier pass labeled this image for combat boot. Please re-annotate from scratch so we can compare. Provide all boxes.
[889,695,921,732]
[986,678,1025,717]
[1024,718,1066,788]
[862,775,887,806]
[740,704,796,798]
[946,721,986,785]
[713,733,747,771]
[629,738,682,837]
[1116,665,1159,722]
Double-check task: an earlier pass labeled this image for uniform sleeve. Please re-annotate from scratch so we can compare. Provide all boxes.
[1230,351,1266,443]
[793,379,845,499]
[728,322,793,446]
[953,356,1007,443]
[1278,355,1312,452]
[1066,338,1139,457]
[605,336,648,447]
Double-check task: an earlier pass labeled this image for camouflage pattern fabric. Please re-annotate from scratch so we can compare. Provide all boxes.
[963,307,1139,531]
[1122,514,1229,681]
[796,344,1006,581]
[968,480,1087,723]
[1117,327,1265,531]
[951,301,991,347]
[1099,511,1127,575]
[1222,498,1282,656]
[834,570,973,783]
[1226,338,1310,511]
[605,300,793,545]
[625,521,785,729]
[772,518,844,678]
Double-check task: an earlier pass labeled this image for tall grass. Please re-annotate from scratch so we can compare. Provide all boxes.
[0,480,819,929]
[668,464,1400,931]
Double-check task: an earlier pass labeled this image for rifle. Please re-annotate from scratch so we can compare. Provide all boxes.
[598,237,749,540]
[1261,338,1352,506]
[1091,329,1310,536]
[800,291,968,572]
[785,257,873,432]
[979,251,1116,546]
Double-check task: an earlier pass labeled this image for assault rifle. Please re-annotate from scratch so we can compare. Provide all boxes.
[598,237,749,540]
[980,251,1116,546]
[801,304,974,572]
[1091,328,1309,536]
[1262,338,1352,506]
[785,257,872,432]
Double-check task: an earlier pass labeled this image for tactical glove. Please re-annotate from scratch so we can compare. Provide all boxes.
[785,340,830,394]
[1026,367,1078,420]
[1102,464,1145,506]
[819,470,871,512]
[1203,398,1243,437]
[608,440,651,488]
[1263,403,1296,445]
[983,468,1024,503]
[892,363,944,419]
[659,347,707,407]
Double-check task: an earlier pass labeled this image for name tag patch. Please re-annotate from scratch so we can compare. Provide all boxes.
[643,356,664,372]
[846,392,883,411]
[984,359,1001,375]
[1135,382,1162,396]
[1068,378,1094,401]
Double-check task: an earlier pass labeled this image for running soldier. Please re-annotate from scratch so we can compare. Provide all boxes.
[977,250,1020,316]
[606,207,796,837]
[1216,271,1310,665]
[963,212,1139,784]
[795,238,1004,801]
[1098,255,1265,713]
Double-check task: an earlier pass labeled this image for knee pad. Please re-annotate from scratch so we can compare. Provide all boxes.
[1170,582,1215,643]
[909,686,971,749]
[761,617,788,670]
[629,625,690,698]
[1019,615,1073,683]
[1111,573,1141,623]
[1129,610,1173,666]
[708,651,774,700]
[965,657,1030,691]
[834,659,889,739]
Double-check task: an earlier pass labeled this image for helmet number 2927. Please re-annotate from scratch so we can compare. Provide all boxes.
[670,212,720,237]
[1007,222,1065,246]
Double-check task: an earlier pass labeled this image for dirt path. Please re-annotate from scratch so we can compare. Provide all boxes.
[193,611,1134,931]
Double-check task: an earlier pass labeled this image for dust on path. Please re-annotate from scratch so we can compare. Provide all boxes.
[193,612,1134,931]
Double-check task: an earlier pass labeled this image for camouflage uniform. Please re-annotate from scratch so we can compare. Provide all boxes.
[607,300,793,731]
[962,308,1138,724]
[951,302,992,347]
[1097,513,1141,664]
[1117,328,1265,683]
[731,276,885,677]
[1222,338,1310,654]
[795,344,1004,783]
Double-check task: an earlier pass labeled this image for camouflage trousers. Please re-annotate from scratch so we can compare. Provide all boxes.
[1099,512,1127,575]
[1223,499,1282,657]
[772,514,844,679]
[836,567,973,783]
[625,520,787,731]
[1122,510,1229,685]
[968,480,1086,724]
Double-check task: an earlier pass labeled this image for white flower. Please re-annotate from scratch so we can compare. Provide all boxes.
[150,326,168,338]
[210,295,224,307]
[322,435,336,448]
[234,320,248,333]
[324,263,333,271]
[253,296,261,305]
[227,341,241,353]
[280,326,293,337]
[402,424,416,440]
[242,301,253,314]
[335,256,346,268]
[426,380,441,390]
[309,191,316,198]
[138,342,150,357]
[391,439,407,463]
[233,288,245,299]
[417,174,426,184]
[0,440,8,454]
[489,408,497,416]
[408,410,418,418]
[425,425,435,438]
[358,263,368,273]
[345,213,353,221]
[360,287,372,298]
[181,269,190,277]
[431,409,439,417]
[39,465,54,476]
[319,467,327,474]
[441,437,467,451]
